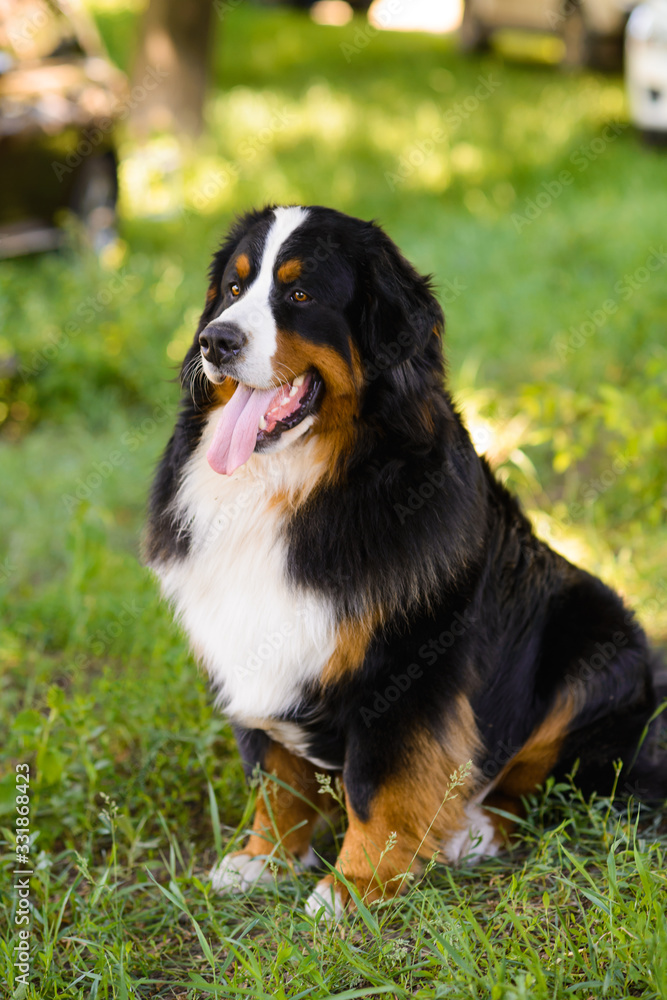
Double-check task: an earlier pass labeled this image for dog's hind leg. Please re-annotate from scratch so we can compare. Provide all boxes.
[548,647,665,802]
[439,694,578,864]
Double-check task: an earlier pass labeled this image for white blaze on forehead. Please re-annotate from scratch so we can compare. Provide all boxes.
[221,205,309,387]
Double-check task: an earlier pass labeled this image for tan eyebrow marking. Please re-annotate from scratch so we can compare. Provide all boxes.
[235,253,251,279]
[277,258,303,283]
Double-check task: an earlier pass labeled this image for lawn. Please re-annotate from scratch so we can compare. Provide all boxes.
[1,3,666,997]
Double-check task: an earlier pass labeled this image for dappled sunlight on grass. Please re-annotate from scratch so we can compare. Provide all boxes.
[527,507,667,641]
[119,135,185,218]
[86,0,142,12]
[493,29,564,66]
[109,7,630,221]
[455,361,667,639]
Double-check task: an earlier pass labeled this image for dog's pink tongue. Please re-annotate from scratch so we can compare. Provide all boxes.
[207,383,278,475]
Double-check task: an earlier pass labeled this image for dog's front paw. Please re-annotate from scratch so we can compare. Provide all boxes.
[304,875,346,923]
[209,852,274,893]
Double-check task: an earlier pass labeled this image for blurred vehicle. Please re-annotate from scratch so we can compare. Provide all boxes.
[626,0,667,142]
[460,0,638,69]
[0,0,127,258]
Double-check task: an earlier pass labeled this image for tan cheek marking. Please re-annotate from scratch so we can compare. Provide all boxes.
[277,258,303,283]
[235,253,251,280]
[206,284,218,304]
[273,331,364,486]
[334,697,482,903]
[274,330,362,398]
[242,741,338,859]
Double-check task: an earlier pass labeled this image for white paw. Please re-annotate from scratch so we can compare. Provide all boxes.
[443,805,499,864]
[209,853,273,893]
[304,877,345,922]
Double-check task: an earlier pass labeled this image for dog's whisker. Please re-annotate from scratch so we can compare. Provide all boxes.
[274,364,300,386]
[188,356,205,409]
[198,366,212,401]
[181,357,197,390]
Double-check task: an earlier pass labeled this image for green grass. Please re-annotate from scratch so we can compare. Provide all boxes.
[1,3,666,997]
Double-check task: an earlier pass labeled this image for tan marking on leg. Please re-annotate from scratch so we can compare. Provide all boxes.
[235,253,251,279]
[243,742,337,860]
[492,694,576,801]
[475,693,578,849]
[277,258,303,283]
[332,699,482,904]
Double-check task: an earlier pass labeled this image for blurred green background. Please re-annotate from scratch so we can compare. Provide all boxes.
[1,1,666,994]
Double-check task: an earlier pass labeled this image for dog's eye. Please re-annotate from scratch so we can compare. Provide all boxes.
[291,290,309,303]
[229,282,241,297]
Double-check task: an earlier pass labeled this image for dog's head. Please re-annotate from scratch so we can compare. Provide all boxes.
[186,204,444,475]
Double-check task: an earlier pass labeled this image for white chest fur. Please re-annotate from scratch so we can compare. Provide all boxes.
[153,413,336,723]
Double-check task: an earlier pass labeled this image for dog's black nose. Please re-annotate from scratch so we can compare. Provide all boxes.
[199,321,247,366]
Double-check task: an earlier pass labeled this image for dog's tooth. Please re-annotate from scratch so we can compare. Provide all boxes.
[259,416,267,430]
[293,374,305,387]
[289,385,298,398]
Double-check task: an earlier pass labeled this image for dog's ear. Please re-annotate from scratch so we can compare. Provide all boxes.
[359,224,444,373]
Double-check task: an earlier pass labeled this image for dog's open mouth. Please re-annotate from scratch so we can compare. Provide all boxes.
[207,371,323,475]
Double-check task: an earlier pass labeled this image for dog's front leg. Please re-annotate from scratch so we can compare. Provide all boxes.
[211,736,337,892]
[305,722,475,919]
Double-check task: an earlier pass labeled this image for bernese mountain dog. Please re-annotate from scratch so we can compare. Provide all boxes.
[145,204,666,920]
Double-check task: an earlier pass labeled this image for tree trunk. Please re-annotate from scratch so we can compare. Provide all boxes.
[129,0,215,138]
